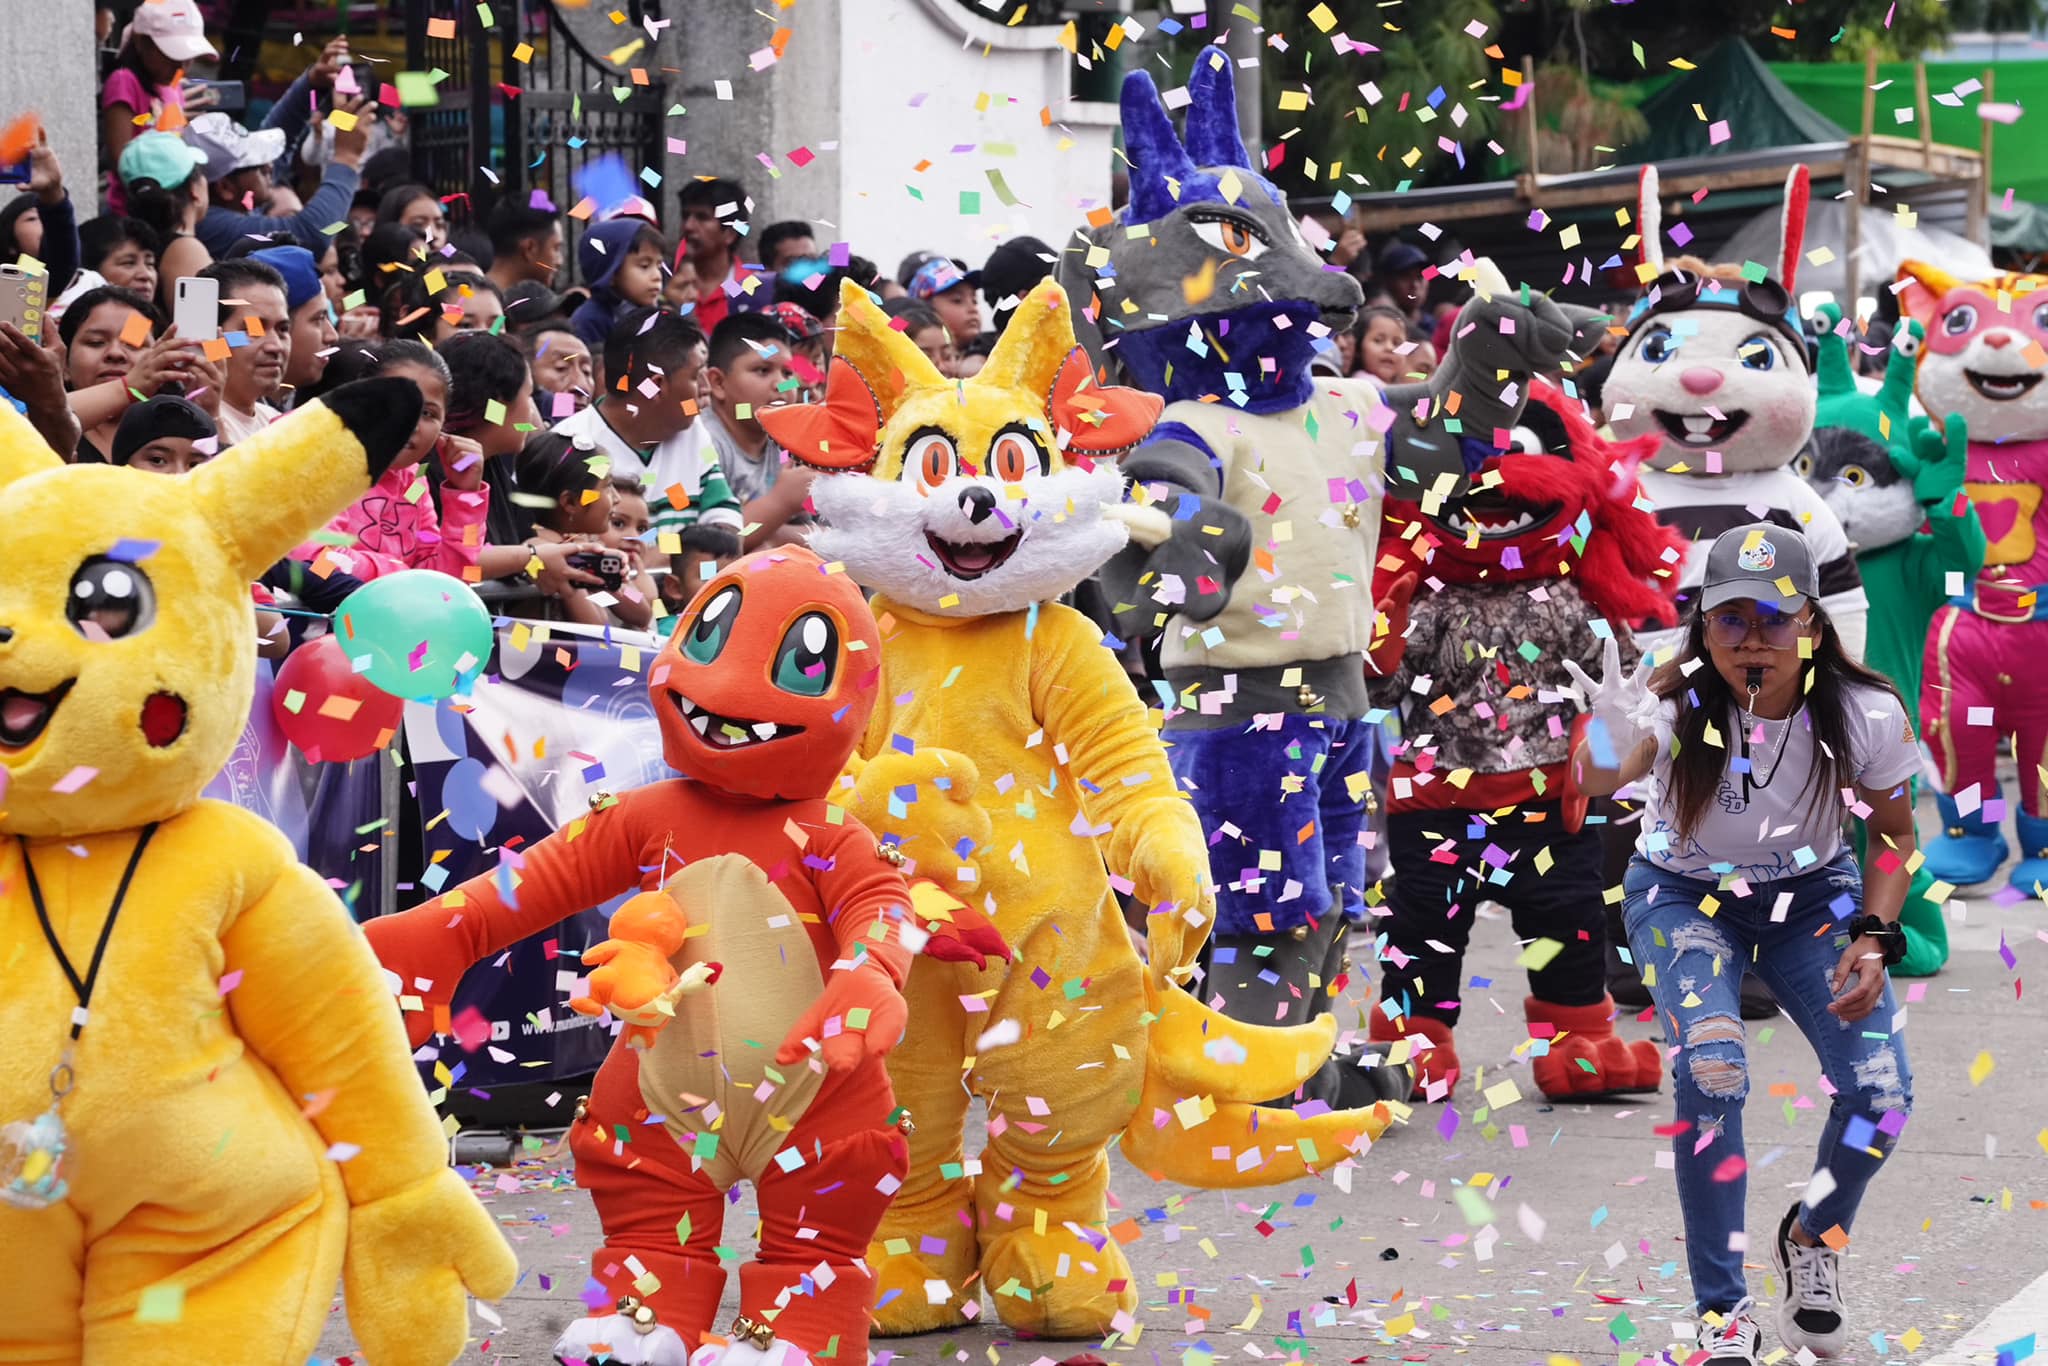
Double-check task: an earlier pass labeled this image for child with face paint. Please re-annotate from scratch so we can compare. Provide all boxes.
[1566,523,1918,1365]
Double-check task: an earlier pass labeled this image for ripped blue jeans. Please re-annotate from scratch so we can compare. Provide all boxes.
[1622,854,1914,1314]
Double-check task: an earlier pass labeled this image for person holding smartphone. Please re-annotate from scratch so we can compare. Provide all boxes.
[1565,523,1918,1364]
[99,0,214,211]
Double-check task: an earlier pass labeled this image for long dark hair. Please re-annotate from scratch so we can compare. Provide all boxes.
[1651,601,1904,843]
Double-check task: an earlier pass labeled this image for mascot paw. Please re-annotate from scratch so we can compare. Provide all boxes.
[1524,996,1662,1100]
[1098,492,1250,624]
[555,1299,691,1366]
[979,1224,1137,1338]
[1339,1050,1417,1108]
[912,884,1013,969]
[345,1169,518,1366]
[868,1229,978,1336]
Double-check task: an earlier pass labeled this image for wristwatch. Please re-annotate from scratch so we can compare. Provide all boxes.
[1843,913,1907,967]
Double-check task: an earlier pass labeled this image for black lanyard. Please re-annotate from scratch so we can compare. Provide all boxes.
[19,824,158,1043]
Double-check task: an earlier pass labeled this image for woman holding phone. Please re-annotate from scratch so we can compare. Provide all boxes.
[1566,522,1918,1363]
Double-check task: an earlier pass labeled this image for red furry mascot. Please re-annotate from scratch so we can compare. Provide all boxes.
[1365,379,1686,1102]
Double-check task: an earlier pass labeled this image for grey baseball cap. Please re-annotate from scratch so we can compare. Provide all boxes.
[1699,522,1818,611]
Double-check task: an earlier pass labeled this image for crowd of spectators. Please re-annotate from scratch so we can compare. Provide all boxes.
[3,6,1429,642]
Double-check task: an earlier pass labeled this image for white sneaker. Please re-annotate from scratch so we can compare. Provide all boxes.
[1695,1297,1763,1364]
[1772,1202,1849,1355]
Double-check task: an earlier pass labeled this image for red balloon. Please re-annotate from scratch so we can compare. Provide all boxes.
[272,634,406,762]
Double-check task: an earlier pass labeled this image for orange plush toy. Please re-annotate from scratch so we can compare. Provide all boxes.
[365,548,981,1366]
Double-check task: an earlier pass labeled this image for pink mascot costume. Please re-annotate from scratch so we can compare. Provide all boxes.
[1900,262,2048,892]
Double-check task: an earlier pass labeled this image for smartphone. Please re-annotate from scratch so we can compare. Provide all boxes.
[0,264,47,345]
[186,79,247,114]
[174,275,220,343]
[0,159,27,186]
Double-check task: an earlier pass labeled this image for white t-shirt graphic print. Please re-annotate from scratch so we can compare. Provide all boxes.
[1635,681,1920,883]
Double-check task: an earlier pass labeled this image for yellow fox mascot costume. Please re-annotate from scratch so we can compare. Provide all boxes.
[758,279,1392,1340]
[0,381,516,1364]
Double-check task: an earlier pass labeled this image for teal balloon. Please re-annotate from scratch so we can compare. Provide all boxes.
[339,571,494,701]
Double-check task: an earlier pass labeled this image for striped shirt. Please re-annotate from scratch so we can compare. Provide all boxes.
[552,405,743,541]
[1634,465,1869,661]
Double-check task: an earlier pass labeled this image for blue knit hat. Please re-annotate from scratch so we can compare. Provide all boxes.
[578,218,655,294]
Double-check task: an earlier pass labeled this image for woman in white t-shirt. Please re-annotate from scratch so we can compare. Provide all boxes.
[1565,523,1917,1365]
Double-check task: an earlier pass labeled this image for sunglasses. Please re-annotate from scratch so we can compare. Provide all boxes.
[1704,610,1813,649]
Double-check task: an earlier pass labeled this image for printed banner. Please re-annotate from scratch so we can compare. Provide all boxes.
[400,622,672,1094]
[200,659,311,859]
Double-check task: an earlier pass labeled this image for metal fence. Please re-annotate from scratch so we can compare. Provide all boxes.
[406,0,667,227]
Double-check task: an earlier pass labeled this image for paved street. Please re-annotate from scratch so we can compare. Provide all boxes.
[319,859,2047,1364]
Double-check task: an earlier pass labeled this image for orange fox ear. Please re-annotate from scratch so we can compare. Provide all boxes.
[1896,259,1960,327]
[757,358,883,471]
[1049,347,1161,455]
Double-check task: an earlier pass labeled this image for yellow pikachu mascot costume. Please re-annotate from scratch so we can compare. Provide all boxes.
[758,279,1392,1340]
[0,380,516,1364]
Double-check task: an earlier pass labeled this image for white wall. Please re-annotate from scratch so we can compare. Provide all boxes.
[0,5,98,228]
[826,0,1119,272]
[661,0,1116,276]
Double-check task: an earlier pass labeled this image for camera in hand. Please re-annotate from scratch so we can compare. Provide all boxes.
[566,549,627,594]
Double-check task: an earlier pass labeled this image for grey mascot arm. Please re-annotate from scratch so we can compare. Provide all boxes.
[1098,436,1252,626]
[1380,272,1585,501]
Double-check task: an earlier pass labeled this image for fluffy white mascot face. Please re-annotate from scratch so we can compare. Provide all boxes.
[1607,306,1816,474]
[809,461,1129,616]
[1910,279,2048,443]
[757,277,1162,616]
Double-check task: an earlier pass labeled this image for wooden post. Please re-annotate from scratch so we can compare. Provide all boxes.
[1846,48,1878,315]
[1521,56,1540,181]
[1976,67,1998,244]
[1915,61,1935,166]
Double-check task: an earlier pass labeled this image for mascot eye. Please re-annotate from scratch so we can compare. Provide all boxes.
[2034,301,2048,334]
[67,557,155,639]
[772,612,838,697]
[1637,328,1676,364]
[1191,215,1268,260]
[1738,334,1777,371]
[1795,451,1814,478]
[1840,465,1869,488]
[683,585,740,664]
[1943,304,1978,336]
[989,429,1048,482]
[1894,328,1922,359]
[910,432,959,490]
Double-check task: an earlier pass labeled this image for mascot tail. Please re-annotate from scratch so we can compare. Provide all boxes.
[1118,978,1396,1188]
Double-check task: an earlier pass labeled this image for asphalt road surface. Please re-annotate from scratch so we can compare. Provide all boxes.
[317,861,2047,1363]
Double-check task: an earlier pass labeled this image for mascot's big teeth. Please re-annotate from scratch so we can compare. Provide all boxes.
[1966,369,2042,401]
[1655,409,1749,446]
[926,528,1024,580]
[670,691,795,747]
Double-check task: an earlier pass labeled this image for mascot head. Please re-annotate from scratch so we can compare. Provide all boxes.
[649,546,880,802]
[1607,164,1816,476]
[1801,306,1931,554]
[1055,48,1363,409]
[1897,260,2048,444]
[1385,378,1685,627]
[758,277,1160,617]
[0,380,421,839]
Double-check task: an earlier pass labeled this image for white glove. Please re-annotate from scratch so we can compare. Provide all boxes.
[1559,635,1661,762]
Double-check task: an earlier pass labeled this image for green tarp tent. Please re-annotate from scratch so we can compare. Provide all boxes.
[1769,56,2048,208]
[1630,39,1849,162]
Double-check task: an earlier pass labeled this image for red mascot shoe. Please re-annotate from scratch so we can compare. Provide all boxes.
[1524,995,1662,1099]
[1367,1011,1460,1101]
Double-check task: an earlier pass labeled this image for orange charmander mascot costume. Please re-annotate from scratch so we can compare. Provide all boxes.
[365,548,984,1366]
